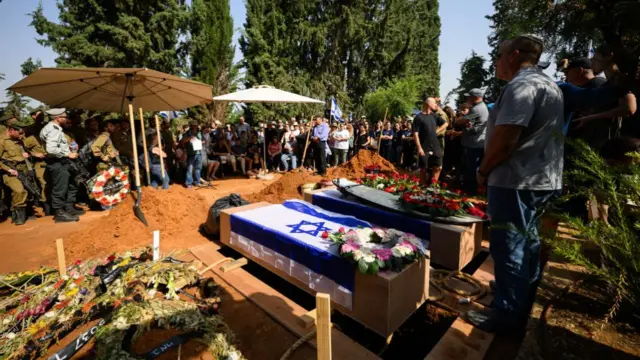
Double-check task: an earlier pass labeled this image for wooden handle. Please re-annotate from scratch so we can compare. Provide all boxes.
[316,293,332,360]
[139,108,151,185]
[300,118,312,167]
[154,115,166,179]
[128,104,141,187]
[378,108,388,154]
[56,238,67,277]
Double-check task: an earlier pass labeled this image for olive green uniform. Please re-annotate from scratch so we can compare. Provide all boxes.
[91,132,117,172]
[23,135,47,202]
[0,137,28,209]
[112,130,133,162]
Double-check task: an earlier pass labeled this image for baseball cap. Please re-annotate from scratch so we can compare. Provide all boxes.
[566,57,591,70]
[464,88,485,97]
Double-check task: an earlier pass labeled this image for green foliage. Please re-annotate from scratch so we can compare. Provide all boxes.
[1,58,43,118]
[188,0,238,124]
[240,0,441,121]
[30,0,189,74]
[549,139,640,316]
[451,51,489,107]
[363,77,420,121]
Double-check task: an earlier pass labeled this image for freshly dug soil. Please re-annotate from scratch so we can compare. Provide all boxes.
[65,186,210,260]
[246,171,322,204]
[247,150,397,204]
[327,150,396,179]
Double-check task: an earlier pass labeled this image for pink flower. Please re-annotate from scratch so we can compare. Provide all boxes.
[400,240,418,252]
[338,227,345,233]
[341,241,361,254]
[372,248,393,261]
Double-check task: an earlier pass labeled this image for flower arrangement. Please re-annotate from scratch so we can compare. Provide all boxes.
[322,227,427,274]
[364,164,381,174]
[356,173,489,220]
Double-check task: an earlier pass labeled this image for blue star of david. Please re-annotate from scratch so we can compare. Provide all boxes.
[286,220,331,237]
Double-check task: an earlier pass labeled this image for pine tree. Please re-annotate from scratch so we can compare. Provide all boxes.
[1,58,43,118]
[189,0,237,123]
[452,51,489,107]
[30,1,189,74]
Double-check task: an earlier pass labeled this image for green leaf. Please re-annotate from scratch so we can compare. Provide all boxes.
[357,258,369,274]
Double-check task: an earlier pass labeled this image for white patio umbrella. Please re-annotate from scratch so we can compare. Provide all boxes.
[213,85,324,179]
[213,85,324,104]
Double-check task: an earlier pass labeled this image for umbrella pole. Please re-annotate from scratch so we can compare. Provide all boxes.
[128,104,148,226]
[139,108,152,186]
[154,115,166,181]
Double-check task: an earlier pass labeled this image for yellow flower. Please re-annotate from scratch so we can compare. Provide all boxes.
[26,320,47,335]
[65,287,79,298]
[119,258,131,267]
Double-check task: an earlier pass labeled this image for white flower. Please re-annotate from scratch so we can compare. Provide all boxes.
[355,228,374,244]
[113,317,129,330]
[5,332,16,340]
[124,251,133,258]
[69,283,77,289]
[373,228,385,239]
[362,253,376,263]
[353,250,363,261]
[226,352,241,360]
[57,294,67,301]
[148,289,157,297]
[44,311,56,318]
[43,285,53,292]
[2,318,11,325]
[376,184,384,190]
[58,313,71,323]
[426,195,434,203]
[61,275,69,281]
[392,245,413,257]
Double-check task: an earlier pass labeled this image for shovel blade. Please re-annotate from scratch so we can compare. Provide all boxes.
[133,188,148,226]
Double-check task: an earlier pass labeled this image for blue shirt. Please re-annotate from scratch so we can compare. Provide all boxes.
[313,122,329,141]
[555,81,619,135]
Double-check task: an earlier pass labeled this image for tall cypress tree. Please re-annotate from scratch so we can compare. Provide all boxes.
[189,0,236,123]
[30,1,189,74]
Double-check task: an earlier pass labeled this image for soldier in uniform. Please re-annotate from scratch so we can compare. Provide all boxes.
[160,119,175,178]
[112,117,133,164]
[40,108,82,223]
[0,116,30,225]
[91,119,119,172]
[23,112,49,214]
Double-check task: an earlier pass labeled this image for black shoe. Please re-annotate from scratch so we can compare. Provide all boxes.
[43,203,52,216]
[54,210,79,223]
[13,208,26,225]
[65,203,86,216]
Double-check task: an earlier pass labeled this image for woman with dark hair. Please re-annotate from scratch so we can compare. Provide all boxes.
[355,125,370,152]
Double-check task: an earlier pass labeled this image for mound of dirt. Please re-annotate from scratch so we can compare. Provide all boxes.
[246,171,322,204]
[247,150,397,204]
[65,185,210,259]
[327,150,396,179]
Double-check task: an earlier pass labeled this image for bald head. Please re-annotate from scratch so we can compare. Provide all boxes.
[423,98,437,113]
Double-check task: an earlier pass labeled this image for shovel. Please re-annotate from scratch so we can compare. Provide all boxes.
[128,104,148,226]
[298,120,312,173]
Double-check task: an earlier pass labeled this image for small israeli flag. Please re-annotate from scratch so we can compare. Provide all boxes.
[330,97,344,123]
[588,40,595,59]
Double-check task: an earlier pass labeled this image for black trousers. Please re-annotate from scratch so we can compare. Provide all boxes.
[46,160,78,210]
[313,141,327,175]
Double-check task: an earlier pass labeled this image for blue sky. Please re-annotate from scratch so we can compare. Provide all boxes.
[0,0,496,106]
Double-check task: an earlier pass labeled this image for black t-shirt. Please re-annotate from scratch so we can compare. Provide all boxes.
[412,113,445,157]
[381,129,394,146]
[265,128,279,143]
[392,130,403,147]
[584,76,607,89]
[356,133,369,148]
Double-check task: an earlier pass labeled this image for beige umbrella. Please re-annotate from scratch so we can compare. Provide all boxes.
[9,67,213,225]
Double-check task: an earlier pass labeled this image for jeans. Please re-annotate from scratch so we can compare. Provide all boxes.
[488,186,560,317]
[280,153,297,171]
[150,164,169,189]
[462,147,484,195]
[332,148,347,166]
[185,153,202,186]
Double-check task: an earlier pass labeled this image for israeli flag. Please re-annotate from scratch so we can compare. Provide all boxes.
[349,112,353,122]
[330,98,344,123]
[159,111,180,120]
[588,40,595,59]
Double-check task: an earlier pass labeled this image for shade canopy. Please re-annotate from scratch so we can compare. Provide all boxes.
[213,85,324,104]
[8,67,213,113]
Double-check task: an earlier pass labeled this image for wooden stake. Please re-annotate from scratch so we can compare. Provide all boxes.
[56,238,67,277]
[316,293,332,360]
[299,118,312,172]
[298,308,317,329]
[154,115,166,180]
[128,104,142,188]
[152,230,160,261]
[220,258,248,273]
[138,108,151,185]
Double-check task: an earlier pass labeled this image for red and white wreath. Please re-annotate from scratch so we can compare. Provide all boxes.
[91,167,130,207]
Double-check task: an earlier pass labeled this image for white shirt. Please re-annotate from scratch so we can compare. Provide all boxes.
[40,122,70,158]
[333,129,350,150]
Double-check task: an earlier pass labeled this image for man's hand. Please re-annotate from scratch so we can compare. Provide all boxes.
[22,152,30,158]
[312,137,319,143]
[476,169,488,188]
[34,152,45,158]
[68,153,78,159]
[101,156,110,162]
[572,117,590,130]
[8,169,18,177]
[418,148,425,157]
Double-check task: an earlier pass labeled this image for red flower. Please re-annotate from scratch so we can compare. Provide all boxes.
[321,231,329,239]
[455,190,461,195]
[410,176,420,183]
[53,279,65,289]
[462,197,468,202]
[74,259,82,266]
[107,255,116,263]
[94,181,105,187]
[74,276,85,285]
[445,202,460,211]
[442,182,448,188]
[431,177,438,184]
[356,178,363,184]
[383,186,396,193]
[338,227,345,233]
